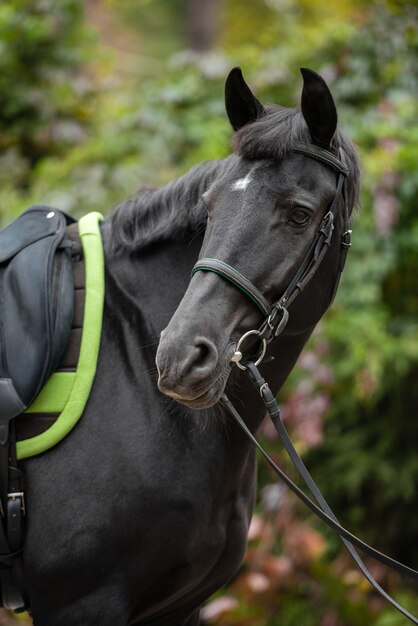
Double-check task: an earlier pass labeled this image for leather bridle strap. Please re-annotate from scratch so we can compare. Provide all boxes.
[222,362,418,625]
[192,258,271,317]
[293,144,349,176]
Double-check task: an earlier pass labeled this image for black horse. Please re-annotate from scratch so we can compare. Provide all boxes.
[21,68,359,625]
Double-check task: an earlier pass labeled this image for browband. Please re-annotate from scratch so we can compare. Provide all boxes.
[292,144,349,176]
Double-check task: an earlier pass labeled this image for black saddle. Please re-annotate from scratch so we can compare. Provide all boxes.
[0,206,76,423]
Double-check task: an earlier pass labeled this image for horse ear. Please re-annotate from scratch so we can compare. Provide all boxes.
[300,68,337,148]
[225,67,266,131]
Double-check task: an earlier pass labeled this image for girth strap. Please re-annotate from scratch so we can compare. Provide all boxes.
[0,421,27,612]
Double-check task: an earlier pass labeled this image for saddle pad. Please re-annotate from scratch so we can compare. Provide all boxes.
[14,224,84,442]
[15,212,104,460]
[0,207,75,420]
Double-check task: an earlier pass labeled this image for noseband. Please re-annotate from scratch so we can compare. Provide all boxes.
[192,144,351,366]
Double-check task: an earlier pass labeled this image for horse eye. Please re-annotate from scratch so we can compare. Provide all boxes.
[289,209,311,226]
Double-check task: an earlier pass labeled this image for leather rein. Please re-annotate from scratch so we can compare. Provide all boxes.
[192,145,418,624]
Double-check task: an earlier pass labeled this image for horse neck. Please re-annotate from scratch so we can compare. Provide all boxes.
[101,226,204,350]
[101,233,313,440]
[100,157,234,337]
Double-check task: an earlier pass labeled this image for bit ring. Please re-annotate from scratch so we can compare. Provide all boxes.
[232,330,267,370]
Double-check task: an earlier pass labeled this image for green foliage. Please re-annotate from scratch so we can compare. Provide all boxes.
[0,0,96,224]
[1,0,417,624]
[115,0,185,59]
[300,0,418,562]
[0,0,94,168]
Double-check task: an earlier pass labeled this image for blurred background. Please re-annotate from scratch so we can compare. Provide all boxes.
[0,0,417,624]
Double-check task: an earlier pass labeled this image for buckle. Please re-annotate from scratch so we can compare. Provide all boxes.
[8,492,25,516]
[341,229,352,248]
[268,305,289,337]
[319,211,335,244]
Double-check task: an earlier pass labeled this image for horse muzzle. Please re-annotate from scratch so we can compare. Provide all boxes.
[156,333,231,409]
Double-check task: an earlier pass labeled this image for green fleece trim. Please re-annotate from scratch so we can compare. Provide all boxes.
[24,372,76,414]
[17,212,105,459]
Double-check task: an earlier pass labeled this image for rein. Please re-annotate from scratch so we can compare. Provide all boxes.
[192,145,418,624]
[222,363,418,625]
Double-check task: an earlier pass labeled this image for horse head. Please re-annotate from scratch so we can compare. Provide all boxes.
[156,67,359,409]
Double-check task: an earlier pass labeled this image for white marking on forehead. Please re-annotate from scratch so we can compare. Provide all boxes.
[232,171,252,191]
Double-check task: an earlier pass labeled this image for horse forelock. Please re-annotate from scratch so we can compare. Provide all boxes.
[233,104,360,212]
[233,105,310,160]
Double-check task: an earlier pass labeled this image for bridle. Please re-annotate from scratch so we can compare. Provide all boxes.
[193,144,352,367]
[191,144,418,624]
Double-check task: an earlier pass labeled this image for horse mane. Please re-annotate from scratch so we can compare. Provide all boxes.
[109,104,360,254]
[109,157,234,254]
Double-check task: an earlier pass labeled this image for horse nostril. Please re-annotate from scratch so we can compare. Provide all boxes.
[156,334,219,397]
[194,342,209,368]
[192,337,218,373]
